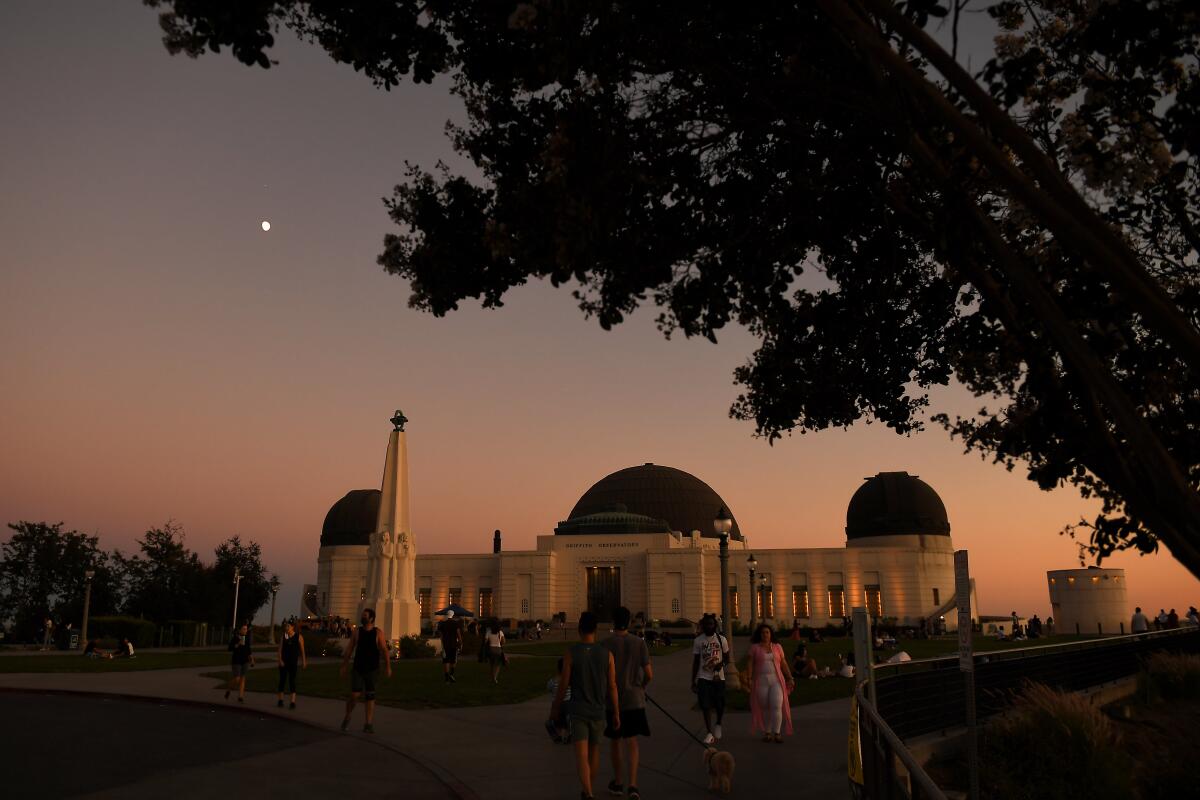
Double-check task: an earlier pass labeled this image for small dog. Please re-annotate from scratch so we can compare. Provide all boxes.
[704,746,735,794]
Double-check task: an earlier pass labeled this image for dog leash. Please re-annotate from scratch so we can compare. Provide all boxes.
[644,692,712,749]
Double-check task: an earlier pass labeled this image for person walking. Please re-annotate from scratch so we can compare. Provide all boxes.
[485,620,506,684]
[340,608,391,734]
[691,613,731,745]
[224,623,255,702]
[276,621,307,709]
[603,606,652,800]
[41,616,54,650]
[437,611,463,683]
[748,624,794,743]
[1131,607,1149,634]
[550,612,619,800]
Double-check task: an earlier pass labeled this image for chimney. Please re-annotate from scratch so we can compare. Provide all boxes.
[493,529,502,554]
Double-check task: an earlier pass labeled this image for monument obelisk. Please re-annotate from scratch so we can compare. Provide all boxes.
[359,410,421,640]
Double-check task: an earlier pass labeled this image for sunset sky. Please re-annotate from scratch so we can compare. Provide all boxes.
[2,2,1196,622]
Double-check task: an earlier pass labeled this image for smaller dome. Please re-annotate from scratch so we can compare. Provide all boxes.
[321,489,380,547]
[554,510,672,536]
[846,472,950,540]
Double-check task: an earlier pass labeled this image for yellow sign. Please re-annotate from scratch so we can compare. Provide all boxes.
[848,694,864,785]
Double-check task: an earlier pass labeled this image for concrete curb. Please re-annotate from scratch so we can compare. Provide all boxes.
[0,686,479,800]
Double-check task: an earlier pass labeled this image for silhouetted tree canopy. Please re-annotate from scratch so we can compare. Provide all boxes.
[144,1,1200,578]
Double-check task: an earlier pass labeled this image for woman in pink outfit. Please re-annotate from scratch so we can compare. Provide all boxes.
[748,624,795,742]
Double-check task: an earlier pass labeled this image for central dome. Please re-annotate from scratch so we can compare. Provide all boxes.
[561,464,742,540]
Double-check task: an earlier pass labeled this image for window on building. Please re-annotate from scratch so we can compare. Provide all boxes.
[418,588,431,618]
[360,586,366,601]
[729,587,740,619]
[478,588,493,618]
[933,587,940,607]
[792,586,810,618]
[448,586,462,606]
[521,597,530,615]
[865,585,884,619]
[828,585,846,618]
[671,597,680,615]
[759,584,775,619]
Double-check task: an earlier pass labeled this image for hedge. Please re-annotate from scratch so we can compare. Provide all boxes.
[86,616,157,648]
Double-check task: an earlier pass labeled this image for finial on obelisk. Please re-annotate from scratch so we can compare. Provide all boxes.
[390,409,408,431]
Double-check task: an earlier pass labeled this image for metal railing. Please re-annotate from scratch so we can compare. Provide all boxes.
[854,680,948,800]
[872,627,1200,741]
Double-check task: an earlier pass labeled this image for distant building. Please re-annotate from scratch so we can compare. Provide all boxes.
[314,422,976,630]
[1047,567,1128,635]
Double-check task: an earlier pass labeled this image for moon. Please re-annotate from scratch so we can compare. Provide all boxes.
[261,220,271,231]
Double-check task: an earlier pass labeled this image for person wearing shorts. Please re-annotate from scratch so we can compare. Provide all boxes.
[340,608,391,734]
[550,612,619,800]
[603,606,652,800]
[485,620,506,684]
[691,613,730,744]
[224,623,255,703]
[437,611,463,683]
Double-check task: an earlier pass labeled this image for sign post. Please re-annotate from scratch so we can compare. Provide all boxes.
[851,606,874,707]
[955,550,980,799]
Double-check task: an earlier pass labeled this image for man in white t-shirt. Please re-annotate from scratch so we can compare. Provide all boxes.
[690,613,730,744]
[1131,607,1149,634]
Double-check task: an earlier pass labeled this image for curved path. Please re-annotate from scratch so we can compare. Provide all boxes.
[0,648,850,799]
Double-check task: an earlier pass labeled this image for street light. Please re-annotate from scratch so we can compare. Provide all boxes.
[267,575,281,645]
[759,573,770,621]
[80,569,95,648]
[231,567,243,630]
[714,507,733,635]
[747,553,758,629]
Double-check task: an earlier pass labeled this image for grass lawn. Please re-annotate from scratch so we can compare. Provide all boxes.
[504,638,691,657]
[205,656,560,709]
[0,652,236,673]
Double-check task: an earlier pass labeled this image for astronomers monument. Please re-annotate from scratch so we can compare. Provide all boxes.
[356,410,421,639]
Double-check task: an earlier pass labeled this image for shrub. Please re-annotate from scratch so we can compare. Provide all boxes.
[1142,652,1200,701]
[979,682,1133,800]
[397,635,435,659]
[87,616,157,648]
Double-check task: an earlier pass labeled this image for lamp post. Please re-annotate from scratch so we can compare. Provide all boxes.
[268,575,280,645]
[80,569,95,648]
[759,573,770,621]
[231,567,243,630]
[747,553,758,630]
[714,507,733,635]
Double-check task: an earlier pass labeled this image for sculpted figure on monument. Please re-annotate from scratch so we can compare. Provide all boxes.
[380,531,395,599]
[366,531,382,598]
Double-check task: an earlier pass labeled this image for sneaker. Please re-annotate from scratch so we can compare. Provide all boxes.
[628,788,641,800]
[774,733,784,743]
[714,723,723,741]
[449,674,456,683]
[277,699,284,708]
[289,701,296,710]
[340,717,350,732]
[607,780,623,796]
[703,732,716,745]
[363,723,374,734]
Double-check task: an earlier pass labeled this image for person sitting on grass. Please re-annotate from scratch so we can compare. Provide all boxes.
[83,639,109,659]
[112,637,135,658]
[791,642,818,679]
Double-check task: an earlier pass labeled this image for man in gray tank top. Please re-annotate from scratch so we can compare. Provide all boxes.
[603,606,652,800]
[550,612,619,800]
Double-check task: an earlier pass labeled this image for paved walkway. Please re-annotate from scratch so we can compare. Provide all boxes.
[0,648,851,799]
